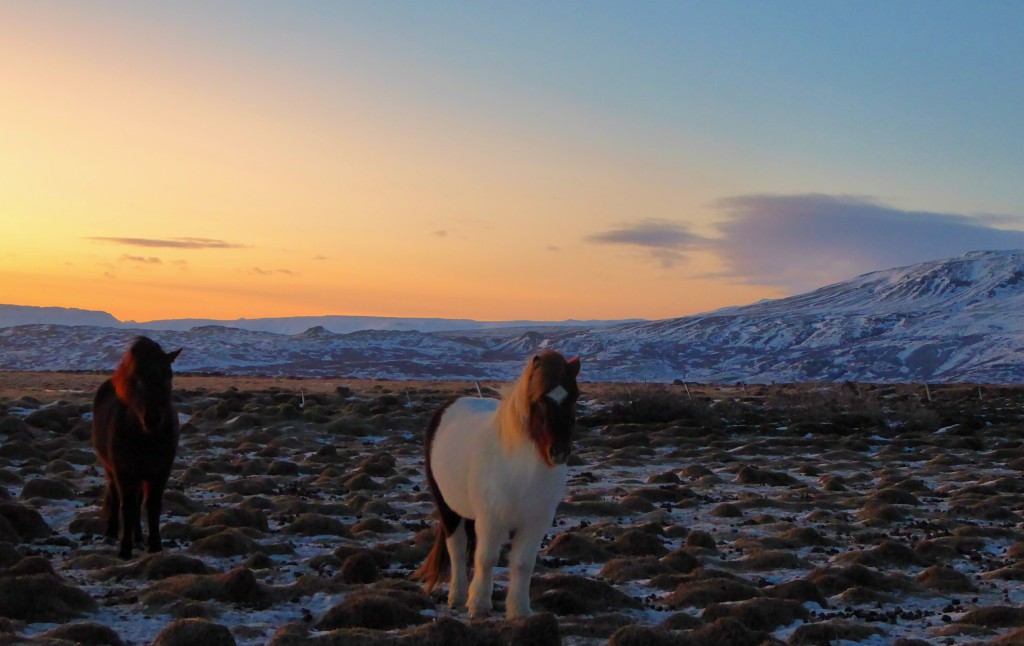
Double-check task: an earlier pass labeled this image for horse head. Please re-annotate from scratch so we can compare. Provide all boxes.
[526,350,581,467]
[113,337,181,432]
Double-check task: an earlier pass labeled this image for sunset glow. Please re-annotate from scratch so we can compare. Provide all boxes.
[3,2,1023,322]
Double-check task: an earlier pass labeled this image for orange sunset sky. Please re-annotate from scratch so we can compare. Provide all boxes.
[4,3,1024,323]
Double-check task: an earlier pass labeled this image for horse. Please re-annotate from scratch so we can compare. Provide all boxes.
[413,350,581,618]
[92,336,182,559]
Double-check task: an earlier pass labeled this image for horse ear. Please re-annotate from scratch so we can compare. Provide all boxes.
[567,357,581,378]
[166,348,182,363]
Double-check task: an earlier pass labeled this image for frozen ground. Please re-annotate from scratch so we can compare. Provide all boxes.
[1,377,1022,645]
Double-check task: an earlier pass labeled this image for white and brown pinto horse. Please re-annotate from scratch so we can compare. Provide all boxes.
[414,350,581,618]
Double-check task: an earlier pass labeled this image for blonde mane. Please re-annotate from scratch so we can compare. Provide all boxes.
[495,358,535,453]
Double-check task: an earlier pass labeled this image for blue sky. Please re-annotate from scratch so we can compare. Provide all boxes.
[3,1,1024,320]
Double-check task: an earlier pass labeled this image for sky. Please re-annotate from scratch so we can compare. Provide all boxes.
[3,1,1024,323]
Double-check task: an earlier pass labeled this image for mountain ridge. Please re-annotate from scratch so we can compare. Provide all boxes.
[3,250,1024,383]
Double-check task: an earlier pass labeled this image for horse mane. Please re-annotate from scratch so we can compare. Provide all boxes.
[496,350,568,454]
[112,348,137,403]
[496,358,535,453]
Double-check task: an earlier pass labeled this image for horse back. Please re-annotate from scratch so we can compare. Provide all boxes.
[427,397,504,520]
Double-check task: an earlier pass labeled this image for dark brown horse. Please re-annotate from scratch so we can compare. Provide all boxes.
[92,336,181,559]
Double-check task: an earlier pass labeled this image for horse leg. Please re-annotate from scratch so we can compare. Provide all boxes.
[102,470,120,543]
[505,520,548,618]
[468,518,503,618]
[117,478,141,559]
[133,487,144,545]
[144,478,167,553]
[445,520,469,609]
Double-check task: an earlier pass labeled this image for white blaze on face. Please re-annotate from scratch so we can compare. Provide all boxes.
[546,385,569,406]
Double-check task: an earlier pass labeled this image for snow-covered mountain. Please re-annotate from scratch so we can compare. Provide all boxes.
[3,251,1024,383]
[549,250,1024,383]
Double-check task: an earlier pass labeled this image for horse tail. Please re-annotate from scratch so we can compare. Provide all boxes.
[412,523,450,592]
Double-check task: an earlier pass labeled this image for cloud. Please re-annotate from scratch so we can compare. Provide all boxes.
[89,237,246,249]
[709,194,1024,292]
[585,218,709,268]
[249,267,296,276]
[583,194,1024,293]
[434,230,448,238]
[119,255,162,264]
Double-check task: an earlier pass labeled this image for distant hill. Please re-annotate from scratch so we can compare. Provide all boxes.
[125,315,640,335]
[0,305,640,335]
[0,305,121,328]
[5,250,1024,382]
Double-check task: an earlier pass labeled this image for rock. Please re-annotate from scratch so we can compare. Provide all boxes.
[684,530,716,550]
[709,503,743,518]
[145,567,273,610]
[281,513,350,537]
[351,517,396,534]
[734,465,798,486]
[340,552,380,584]
[612,529,667,556]
[152,619,237,646]
[957,605,1024,628]
[787,619,884,644]
[19,477,77,501]
[0,516,20,544]
[0,573,97,622]
[41,621,125,646]
[598,556,671,583]
[343,473,380,491]
[702,597,809,631]
[689,617,771,646]
[543,532,611,563]
[98,553,214,581]
[2,555,55,577]
[499,613,561,646]
[192,506,269,532]
[764,579,829,608]
[666,577,761,609]
[188,528,258,557]
[25,405,80,432]
[317,593,425,631]
[915,565,977,592]
[660,549,701,574]
[0,502,52,540]
[531,574,643,615]
[0,543,22,569]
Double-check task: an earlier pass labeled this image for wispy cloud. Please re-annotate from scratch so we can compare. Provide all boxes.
[709,194,1024,292]
[583,194,1024,292]
[89,237,246,249]
[585,218,709,267]
[119,254,162,264]
[249,267,296,276]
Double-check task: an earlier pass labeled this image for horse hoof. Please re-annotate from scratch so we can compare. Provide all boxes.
[118,550,133,560]
[147,545,163,554]
[506,607,532,620]
[468,605,492,620]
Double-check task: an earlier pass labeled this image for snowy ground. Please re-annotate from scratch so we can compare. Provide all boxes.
[1,377,1023,645]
